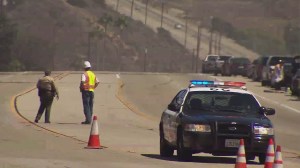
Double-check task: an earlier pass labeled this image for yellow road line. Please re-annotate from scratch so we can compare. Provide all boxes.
[10,72,95,145]
[115,78,156,121]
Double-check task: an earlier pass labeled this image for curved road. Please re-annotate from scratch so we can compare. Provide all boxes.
[1,72,299,167]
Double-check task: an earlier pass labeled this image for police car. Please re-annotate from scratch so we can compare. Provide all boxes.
[159,80,275,163]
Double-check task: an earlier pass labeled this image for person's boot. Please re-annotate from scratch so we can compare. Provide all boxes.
[45,116,51,123]
[35,114,41,123]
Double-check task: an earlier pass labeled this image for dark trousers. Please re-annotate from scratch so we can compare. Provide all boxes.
[82,91,94,123]
[35,94,54,122]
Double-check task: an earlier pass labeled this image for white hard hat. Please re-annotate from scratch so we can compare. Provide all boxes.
[84,61,91,68]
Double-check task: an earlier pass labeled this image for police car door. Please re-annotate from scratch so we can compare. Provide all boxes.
[164,89,187,144]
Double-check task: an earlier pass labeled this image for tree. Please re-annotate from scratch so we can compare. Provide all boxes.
[283,23,300,55]
[87,27,105,69]
[8,58,25,71]
[0,14,17,71]
[92,0,106,8]
[98,13,113,33]
[114,15,128,35]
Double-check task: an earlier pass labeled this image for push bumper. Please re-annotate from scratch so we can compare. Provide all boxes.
[183,131,273,155]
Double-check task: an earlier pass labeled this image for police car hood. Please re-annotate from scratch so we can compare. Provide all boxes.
[182,112,271,125]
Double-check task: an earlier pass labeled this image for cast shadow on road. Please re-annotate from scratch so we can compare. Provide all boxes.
[260,87,300,101]
[141,154,259,165]
[56,122,80,125]
[285,94,300,101]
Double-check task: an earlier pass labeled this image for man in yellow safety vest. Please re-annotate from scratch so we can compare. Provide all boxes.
[79,61,99,124]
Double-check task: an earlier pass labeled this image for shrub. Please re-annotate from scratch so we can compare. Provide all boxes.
[66,0,87,8]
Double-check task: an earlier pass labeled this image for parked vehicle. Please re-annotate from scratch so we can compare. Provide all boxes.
[261,56,293,86]
[202,55,219,73]
[291,69,300,96]
[291,55,300,76]
[287,55,300,94]
[222,57,251,76]
[174,23,183,29]
[252,56,269,81]
[282,62,293,88]
[246,59,258,79]
[214,55,233,76]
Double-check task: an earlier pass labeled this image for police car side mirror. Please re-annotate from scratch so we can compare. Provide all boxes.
[168,104,180,112]
[176,97,184,105]
[259,106,275,115]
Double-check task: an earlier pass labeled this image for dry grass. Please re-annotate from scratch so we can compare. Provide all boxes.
[6,0,191,72]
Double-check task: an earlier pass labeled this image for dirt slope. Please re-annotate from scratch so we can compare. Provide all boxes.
[6,0,191,72]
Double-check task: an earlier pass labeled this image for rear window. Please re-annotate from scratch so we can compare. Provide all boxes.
[183,91,260,114]
[269,56,293,65]
[231,58,250,64]
[296,69,300,77]
[262,57,269,65]
[283,57,294,63]
[207,56,218,61]
[219,56,232,61]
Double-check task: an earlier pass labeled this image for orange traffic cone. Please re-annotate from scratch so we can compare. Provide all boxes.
[235,139,247,168]
[264,138,275,168]
[273,145,283,168]
[85,116,101,149]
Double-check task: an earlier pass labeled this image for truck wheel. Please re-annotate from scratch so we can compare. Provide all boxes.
[291,89,297,95]
[160,129,174,157]
[177,131,192,161]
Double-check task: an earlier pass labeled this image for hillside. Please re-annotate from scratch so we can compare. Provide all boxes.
[3,0,298,71]
[167,0,298,34]
[2,0,191,72]
[163,0,300,56]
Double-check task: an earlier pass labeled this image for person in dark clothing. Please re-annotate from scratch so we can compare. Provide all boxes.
[34,70,59,123]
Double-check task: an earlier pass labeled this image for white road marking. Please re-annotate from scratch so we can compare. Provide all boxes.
[254,94,300,114]
[280,104,300,114]
[116,73,120,79]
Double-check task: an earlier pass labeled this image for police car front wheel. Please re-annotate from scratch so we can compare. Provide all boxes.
[177,130,192,161]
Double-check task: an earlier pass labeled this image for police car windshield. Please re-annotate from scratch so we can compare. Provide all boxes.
[183,91,260,114]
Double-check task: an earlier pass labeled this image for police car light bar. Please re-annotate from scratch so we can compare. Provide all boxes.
[223,81,246,87]
[190,80,246,88]
[190,80,214,85]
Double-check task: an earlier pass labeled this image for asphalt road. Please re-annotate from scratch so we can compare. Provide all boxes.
[1,1,298,168]
[1,71,299,167]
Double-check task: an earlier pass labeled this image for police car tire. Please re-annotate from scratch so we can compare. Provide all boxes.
[177,131,192,161]
[160,130,174,157]
[258,153,266,164]
[246,154,255,161]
